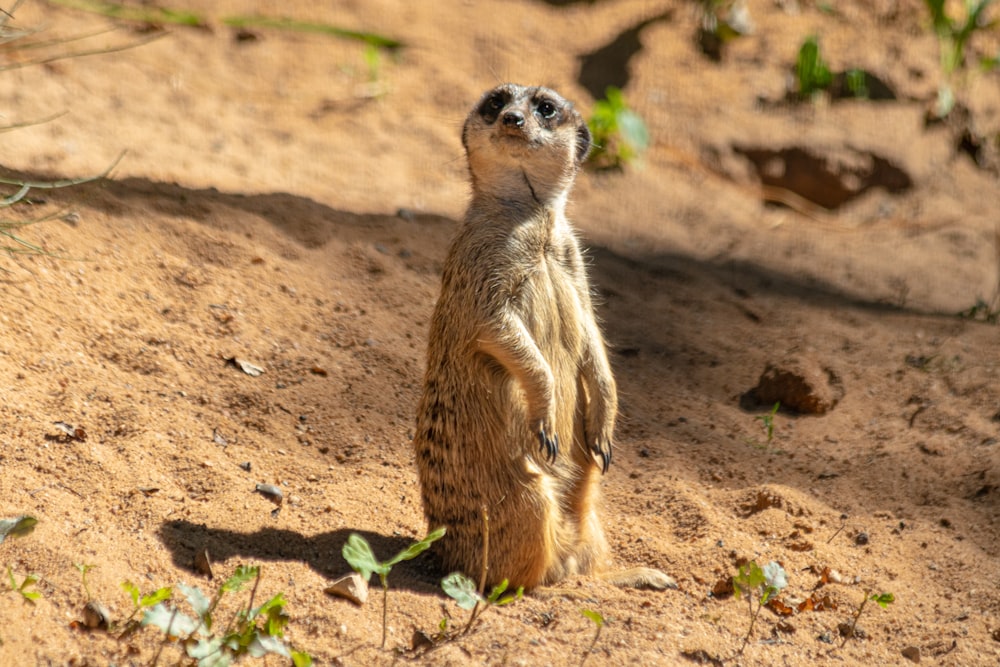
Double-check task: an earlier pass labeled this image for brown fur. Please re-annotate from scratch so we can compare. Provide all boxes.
[414,84,674,591]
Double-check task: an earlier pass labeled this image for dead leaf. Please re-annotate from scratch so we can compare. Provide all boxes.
[798,592,838,612]
[767,597,794,616]
[711,577,734,598]
[225,356,264,376]
[194,548,213,579]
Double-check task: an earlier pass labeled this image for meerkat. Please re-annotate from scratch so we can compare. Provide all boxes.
[413,83,675,592]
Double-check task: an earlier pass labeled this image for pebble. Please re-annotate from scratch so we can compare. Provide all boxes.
[325,572,369,606]
[901,645,921,663]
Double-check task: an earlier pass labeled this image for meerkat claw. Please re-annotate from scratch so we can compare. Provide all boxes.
[591,441,611,473]
[538,428,559,463]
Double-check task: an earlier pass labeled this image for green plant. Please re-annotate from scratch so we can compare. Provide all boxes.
[796,35,833,98]
[7,566,41,603]
[342,527,445,649]
[754,402,780,444]
[925,0,997,117]
[440,572,523,636]
[75,563,96,601]
[587,87,649,170]
[138,565,312,666]
[958,297,1000,322]
[118,580,172,637]
[841,591,894,647]
[0,159,122,259]
[732,560,787,654]
[696,1,754,60]
[580,609,605,667]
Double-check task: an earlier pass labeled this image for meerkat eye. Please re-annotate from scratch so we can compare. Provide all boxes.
[536,99,558,119]
[487,94,505,112]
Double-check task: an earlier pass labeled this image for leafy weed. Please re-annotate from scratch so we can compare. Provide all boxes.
[587,87,649,170]
[342,527,445,649]
[732,560,788,654]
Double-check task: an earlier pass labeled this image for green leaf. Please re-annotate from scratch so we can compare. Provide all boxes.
[221,565,259,594]
[142,603,199,637]
[18,573,39,592]
[441,572,481,610]
[178,583,212,619]
[495,586,523,607]
[342,533,382,581]
[386,526,447,567]
[796,35,833,96]
[617,109,649,152]
[581,609,605,627]
[761,561,788,593]
[259,594,290,637]
[733,561,766,599]
[0,515,37,544]
[121,581,140,608]
[486,579,509,603]
[247,632,291,658]
[187,636,229,666]
[140,586,173,608]
[291,650,314,667]
[870,592,895,609]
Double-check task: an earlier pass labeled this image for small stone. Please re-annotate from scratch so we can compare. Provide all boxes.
[254,483,283,506]
[82,601,111,630]
[854,531,870,546]
[901,645,921,663]
[325,572,369,606]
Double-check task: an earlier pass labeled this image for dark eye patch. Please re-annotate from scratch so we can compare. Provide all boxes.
[478,90,510,124]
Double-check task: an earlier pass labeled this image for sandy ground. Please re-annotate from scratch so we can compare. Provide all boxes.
[2,1,1000,665]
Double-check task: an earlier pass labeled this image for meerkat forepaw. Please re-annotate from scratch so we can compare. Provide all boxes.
[537,426,559,463]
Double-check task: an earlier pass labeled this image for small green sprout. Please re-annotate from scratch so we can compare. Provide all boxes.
[441,572,523,637]
[138,565,311,665]
[732,560,787,653]
[580,609,606,666]
[924,0,997,117]
[754,402,780,444]
[7,567,41,604]
[342,527,446,649]
[587,87,649,170]
[75,563,96,601]
[796,35,833,98]
[841,591,895,647]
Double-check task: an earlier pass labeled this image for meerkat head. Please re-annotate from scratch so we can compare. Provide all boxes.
[462,83,591,208]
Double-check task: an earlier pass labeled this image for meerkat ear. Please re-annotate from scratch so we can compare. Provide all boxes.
[574,117,592,165]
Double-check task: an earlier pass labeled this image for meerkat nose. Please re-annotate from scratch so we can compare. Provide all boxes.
[502,110,525,128]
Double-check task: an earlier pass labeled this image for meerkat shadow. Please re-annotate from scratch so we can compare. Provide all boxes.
[157,519,447,594]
